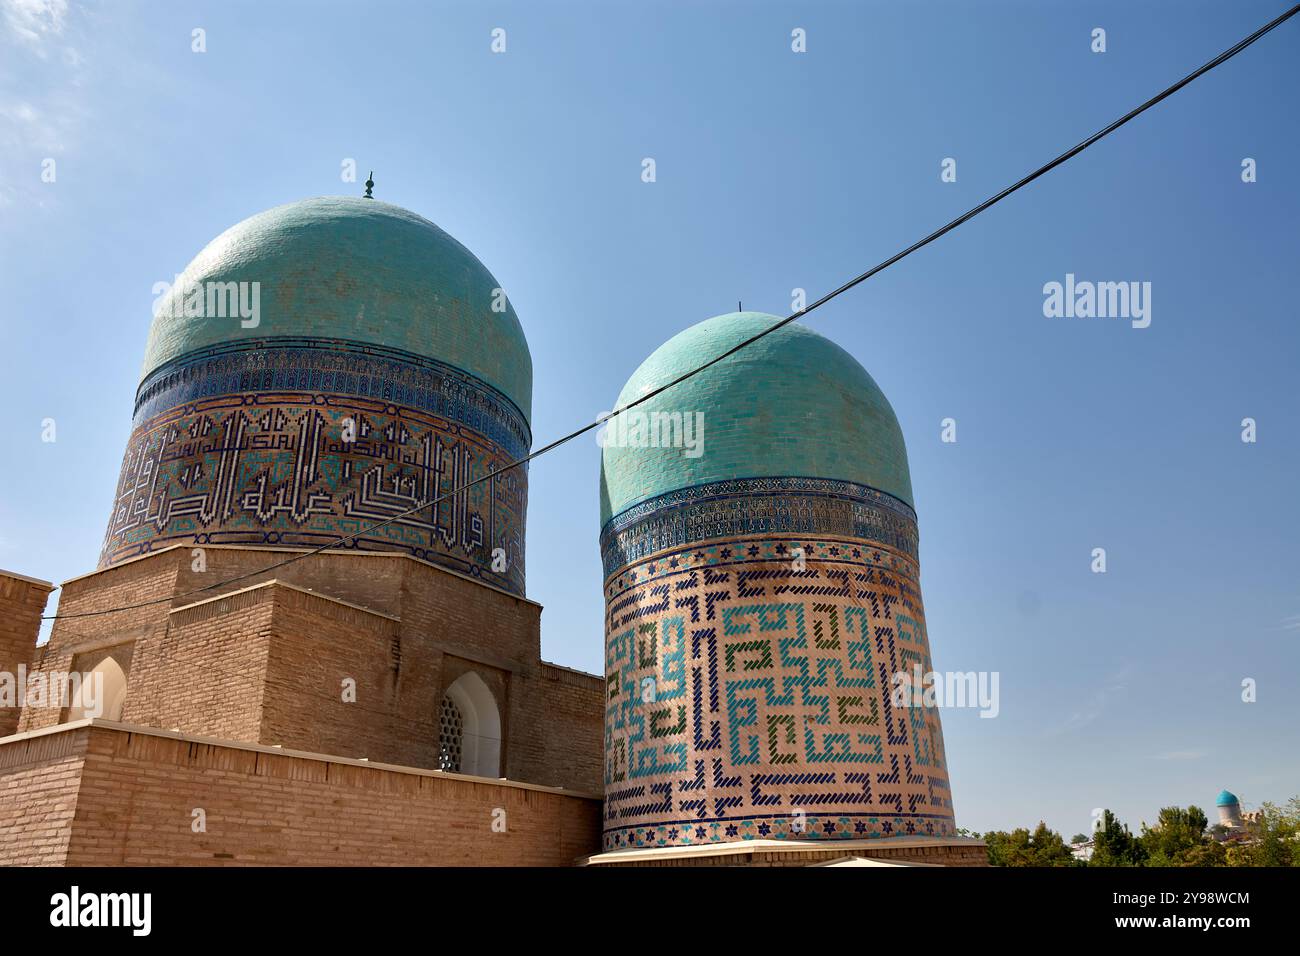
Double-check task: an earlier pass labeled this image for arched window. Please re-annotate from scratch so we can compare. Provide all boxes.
[67,657,127,722]
[435,672,502,778]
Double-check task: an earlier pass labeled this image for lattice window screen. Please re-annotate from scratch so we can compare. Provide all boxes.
[437,694,464,773]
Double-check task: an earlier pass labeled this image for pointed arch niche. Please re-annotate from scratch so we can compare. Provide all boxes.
[66,656,128,722]
[436,671,502,778]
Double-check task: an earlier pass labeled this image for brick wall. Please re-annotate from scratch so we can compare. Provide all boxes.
[17,547,604,794]
[0,570,53,738]
[515,663,604,791]
[260,584,413,763]
[0,725,86,865]
[0,722,602,866]
[122,587,275,741]
[15,643,73,734]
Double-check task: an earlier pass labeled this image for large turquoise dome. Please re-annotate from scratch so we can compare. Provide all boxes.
[599,311,912,524]
[104,195,533,594]
[143,196,532,420]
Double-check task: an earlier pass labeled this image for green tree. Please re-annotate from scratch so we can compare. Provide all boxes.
[1028,821,1079,866]
[977,796,1300,868]
[981,828,1026,867]
[1225,798,1300,867]
[1181,840,1227,867]
[1141,805,1212,866]
[983,822,1079,866]
[1090,809,1147,867]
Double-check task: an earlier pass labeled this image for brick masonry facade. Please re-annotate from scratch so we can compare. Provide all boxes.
[0,722,600,866]
[14,545,603,796]
[0,542,607,866]
[0,571,54,738]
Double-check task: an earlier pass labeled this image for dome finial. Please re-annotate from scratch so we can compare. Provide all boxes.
[364,171,375,199]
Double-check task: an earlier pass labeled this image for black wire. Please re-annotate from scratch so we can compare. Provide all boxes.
[42,4,1300,622]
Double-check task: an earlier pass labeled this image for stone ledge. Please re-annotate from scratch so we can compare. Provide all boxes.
[539,659,603,683]
[0,568,55,590]
[0,719,603,801]
[58,543,543,609]
[169,578,401,625]
[580,836,988,867]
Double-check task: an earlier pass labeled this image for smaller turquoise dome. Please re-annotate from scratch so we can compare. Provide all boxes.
[600,312,912,524]
[1216,790,1239,807]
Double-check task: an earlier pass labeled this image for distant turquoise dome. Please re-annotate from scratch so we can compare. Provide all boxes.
[600,311,912,524]
[142,196,532,421]
[1216,790,1239,807]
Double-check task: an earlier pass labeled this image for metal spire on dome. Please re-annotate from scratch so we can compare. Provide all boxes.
[363,171,374,199]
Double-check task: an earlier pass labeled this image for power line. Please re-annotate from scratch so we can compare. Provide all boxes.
[42,4,1300,622]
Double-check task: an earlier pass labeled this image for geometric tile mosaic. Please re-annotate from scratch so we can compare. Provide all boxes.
[601,479,954,850]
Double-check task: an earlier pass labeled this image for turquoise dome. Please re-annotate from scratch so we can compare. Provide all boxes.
[600,311,912,524]
[1216,790,1239,807]
[142,196,532,420]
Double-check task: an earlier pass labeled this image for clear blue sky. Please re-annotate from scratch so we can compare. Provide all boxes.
[2,0,1297,838]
